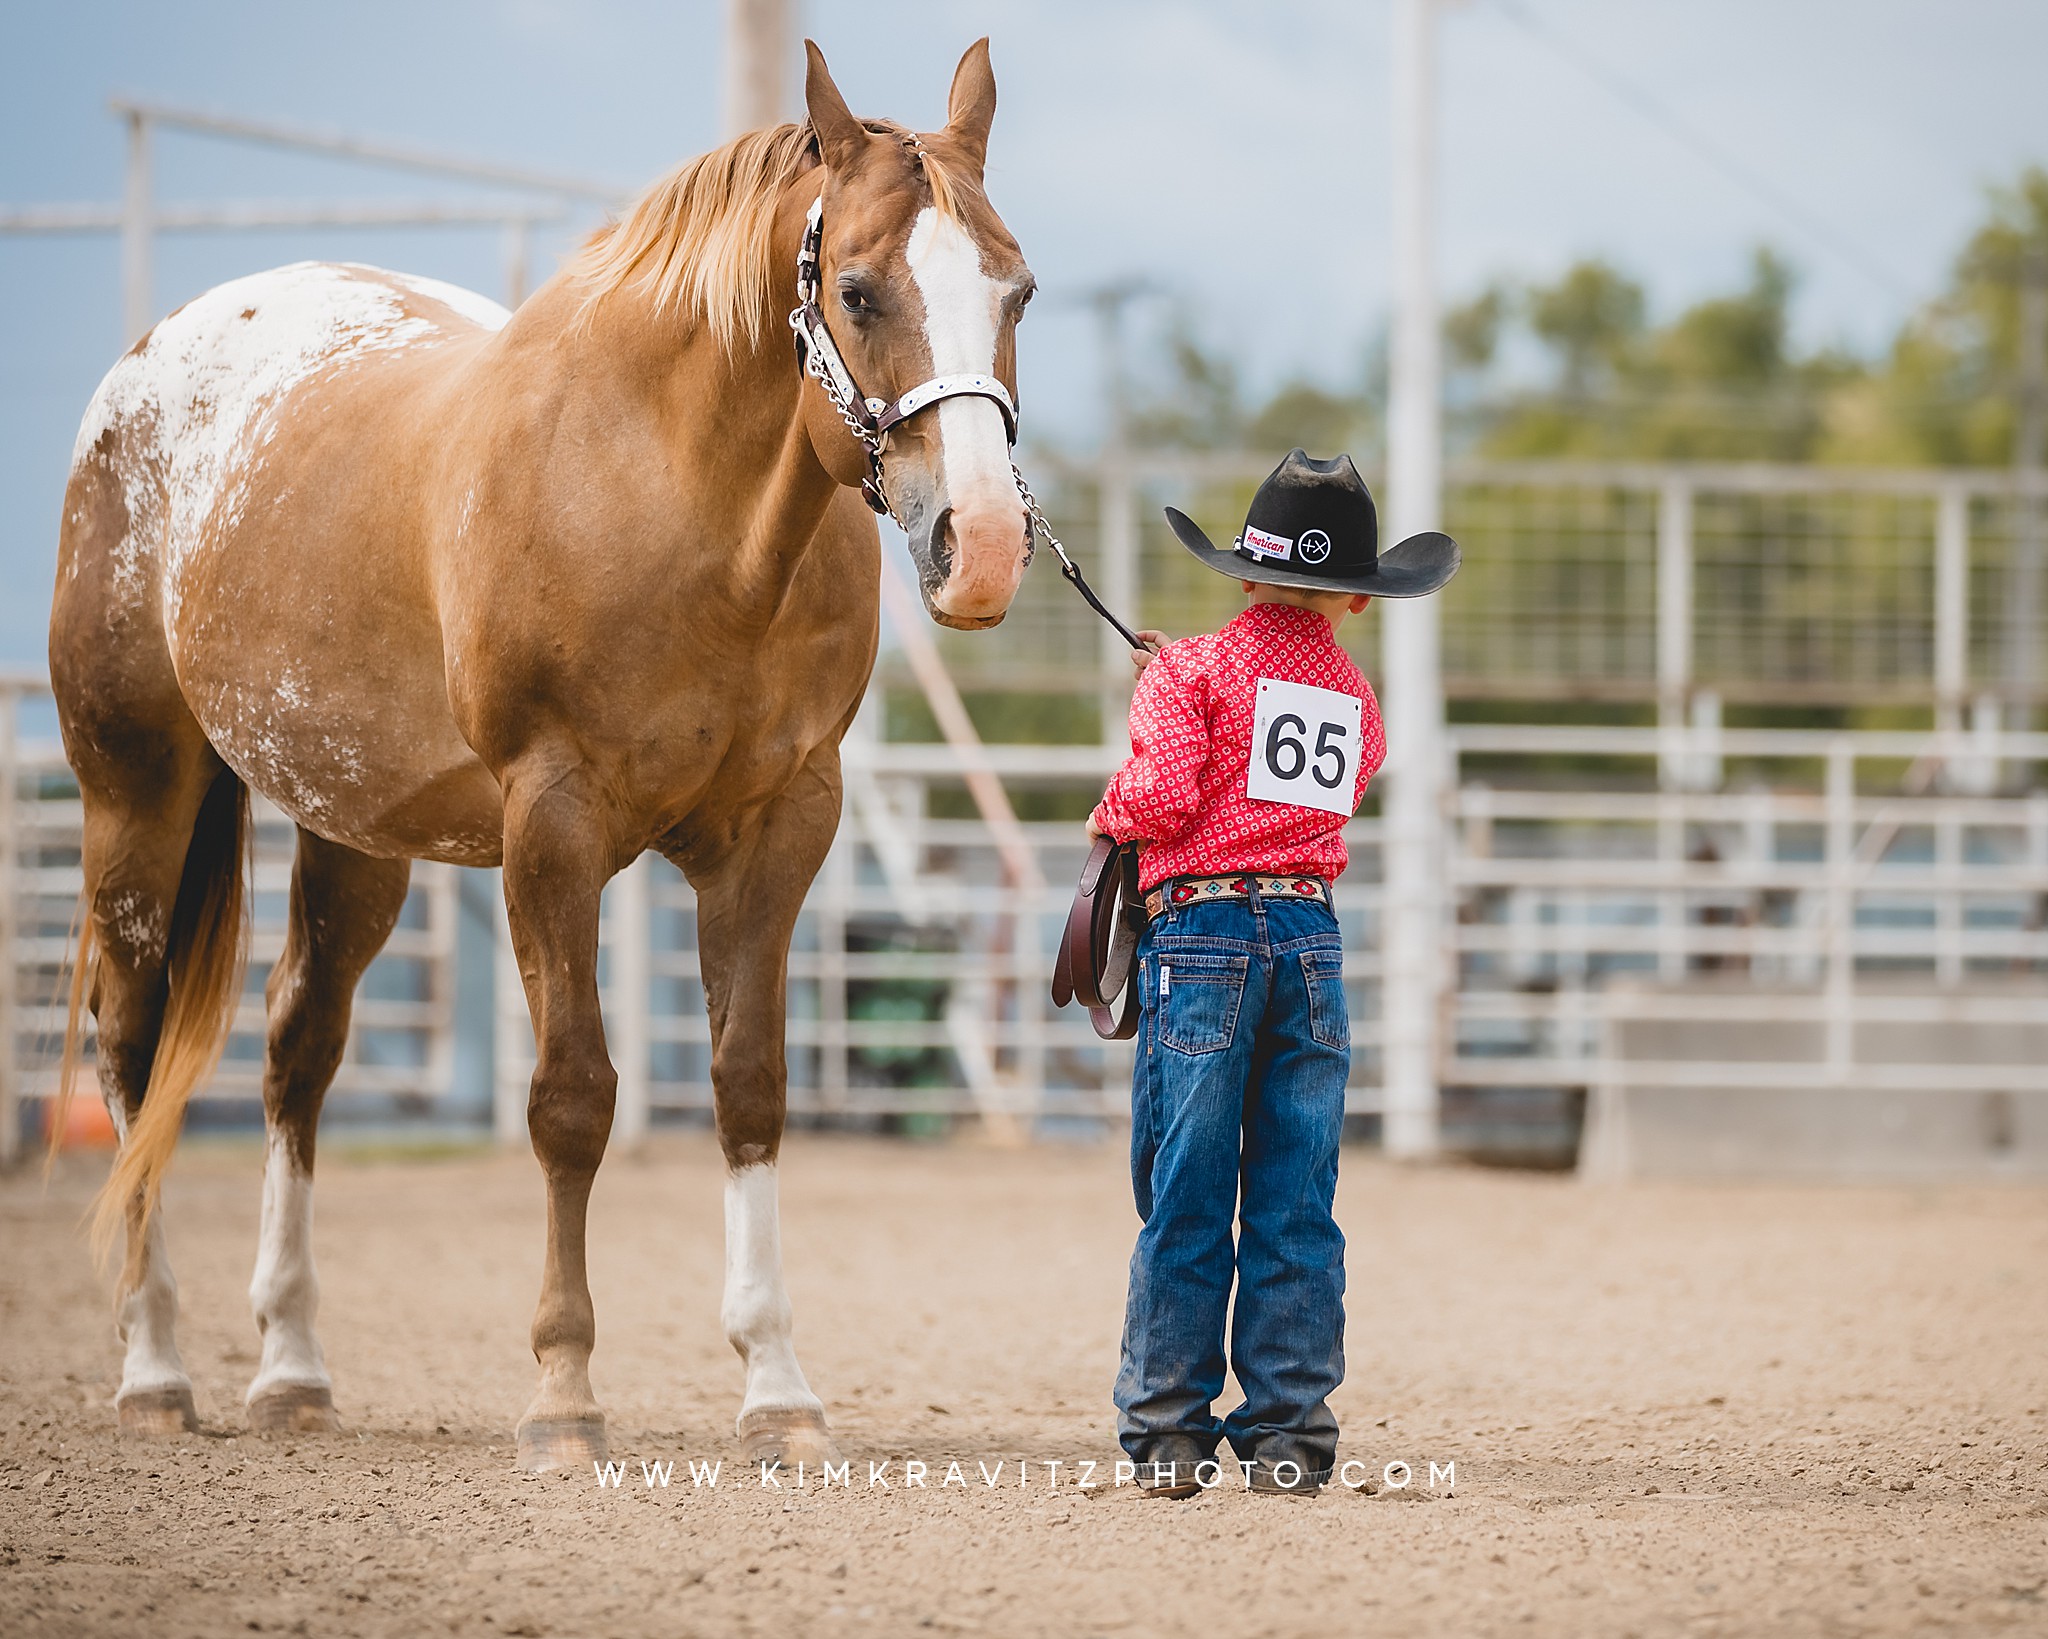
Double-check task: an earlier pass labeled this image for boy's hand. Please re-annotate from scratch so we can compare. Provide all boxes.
[1130,631,1167,678]
[1085,814,1105,840]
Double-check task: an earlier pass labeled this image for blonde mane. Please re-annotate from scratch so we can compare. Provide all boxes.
[570,120,968,355]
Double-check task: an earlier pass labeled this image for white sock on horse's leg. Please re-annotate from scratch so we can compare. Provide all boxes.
[103,1018,196,1432]
[116,1200,192,1405]
[722,1162,822,1425]
[246,1131,331,1407]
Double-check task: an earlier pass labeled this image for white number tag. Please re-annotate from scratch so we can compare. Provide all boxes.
[1246,677,1362,816]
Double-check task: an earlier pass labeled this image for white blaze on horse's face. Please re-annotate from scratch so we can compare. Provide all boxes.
[904,206,1028,625]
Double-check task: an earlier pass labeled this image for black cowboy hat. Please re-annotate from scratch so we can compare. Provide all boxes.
[1163,449,1459,598]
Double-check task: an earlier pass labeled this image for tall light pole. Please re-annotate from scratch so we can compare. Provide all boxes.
[1380,0,1447,1159]
[2012,243,2046,732]
[121,109,154,346]
[1087,278,1157,751]
[723,0,795,139]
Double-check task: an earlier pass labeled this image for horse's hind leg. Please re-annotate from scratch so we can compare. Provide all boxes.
[75,745,225,1434]
[245,829,411,1432]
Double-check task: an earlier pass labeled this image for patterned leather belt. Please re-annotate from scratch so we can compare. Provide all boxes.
[1145,873,1331,919]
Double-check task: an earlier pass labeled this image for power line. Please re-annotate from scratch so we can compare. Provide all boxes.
[1487,0,1916,302]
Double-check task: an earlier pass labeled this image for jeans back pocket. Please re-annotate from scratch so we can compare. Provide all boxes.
[1300,949,1350,1051]
[1153,952,1249,1055]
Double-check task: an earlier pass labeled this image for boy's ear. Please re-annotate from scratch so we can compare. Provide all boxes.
[1349,594,1372,613]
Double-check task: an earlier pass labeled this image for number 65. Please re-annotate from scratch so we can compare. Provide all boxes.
[1265,715,1348,789]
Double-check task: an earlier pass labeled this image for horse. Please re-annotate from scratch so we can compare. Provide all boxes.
[48,39,1037,1472]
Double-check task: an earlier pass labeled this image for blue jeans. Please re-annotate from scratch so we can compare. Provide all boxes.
[1115,887,1349,1486]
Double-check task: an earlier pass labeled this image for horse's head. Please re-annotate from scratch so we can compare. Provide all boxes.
[800,40,1035,630]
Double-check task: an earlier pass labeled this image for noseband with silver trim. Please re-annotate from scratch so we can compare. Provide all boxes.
[790,191,1146,652]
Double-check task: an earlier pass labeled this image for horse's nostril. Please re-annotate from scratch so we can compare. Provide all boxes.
[925,506,955,582]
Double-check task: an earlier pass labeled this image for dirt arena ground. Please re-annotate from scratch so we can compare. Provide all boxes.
[2,1134,2045,1638]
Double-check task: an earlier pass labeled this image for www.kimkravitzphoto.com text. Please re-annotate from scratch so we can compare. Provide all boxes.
[585,1456,1460,1494]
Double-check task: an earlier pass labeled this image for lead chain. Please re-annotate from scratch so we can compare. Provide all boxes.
[791,306,899,525]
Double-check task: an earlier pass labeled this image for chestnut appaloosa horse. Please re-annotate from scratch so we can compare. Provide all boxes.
[49,40,1036,1470]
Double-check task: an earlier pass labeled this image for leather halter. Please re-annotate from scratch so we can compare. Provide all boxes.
[790,197,1019,518]
[1050,835,1145,1041]
[789,178,1150,655]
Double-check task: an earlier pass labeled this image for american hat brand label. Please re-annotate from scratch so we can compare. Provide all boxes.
[1241,525,1294,561]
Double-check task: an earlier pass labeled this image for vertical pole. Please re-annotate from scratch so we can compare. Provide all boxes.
[1656,786,1685,984]
[1656,479,1694,786]
[422,864,458,1106]
[2010,244,2046,732]
[502,217,531,310]
[1934,484,1969,735]
[1093,286,1144,754]
[818,829,850,1114]
[121,110,154,346]
[722,0,793,139]
[1934,801,1961,986]
[1823,740,1855,1082]
[1381,0,1445,1158]
[0,686,17,1167]
[610,853,652,1152]
[1098,471,1140,753]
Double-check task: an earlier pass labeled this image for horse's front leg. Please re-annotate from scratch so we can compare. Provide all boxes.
[683,763,843,1470]
[501,761,619,1472]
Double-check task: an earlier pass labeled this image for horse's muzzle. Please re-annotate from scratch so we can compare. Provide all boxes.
[922,503,1028,629]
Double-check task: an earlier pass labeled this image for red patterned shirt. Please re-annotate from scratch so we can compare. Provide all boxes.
[1091,603,1387,892]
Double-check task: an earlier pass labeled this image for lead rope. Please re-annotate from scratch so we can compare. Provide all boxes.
[1010,467,1149,654]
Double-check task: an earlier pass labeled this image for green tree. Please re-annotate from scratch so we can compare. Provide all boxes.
[1821,165,2048,467]
[1527,260,1644,397]
[1480,249,1858,462]
[1126,318,1246,450]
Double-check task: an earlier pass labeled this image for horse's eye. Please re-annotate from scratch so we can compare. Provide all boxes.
[838,282,873,316]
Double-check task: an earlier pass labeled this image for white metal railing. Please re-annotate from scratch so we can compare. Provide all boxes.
[487,742,1387,1141]
[7,673,2046,1157]
[934,452,2048,725]
[0,99,625,339]
[479,722,2048,1144]
[1446,724,2048,1104]
[1,676,458,1164]
[7,465,2048,1158]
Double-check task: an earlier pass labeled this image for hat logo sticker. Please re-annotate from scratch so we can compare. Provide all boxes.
[1241,524,1294,561]
[1298,528,1332,564]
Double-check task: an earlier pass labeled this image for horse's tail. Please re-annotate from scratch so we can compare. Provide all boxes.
[56,770,252,1268]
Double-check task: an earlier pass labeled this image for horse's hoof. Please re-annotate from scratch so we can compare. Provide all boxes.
[116,1386,199,1437]
[517,1417,608,1472]
[739,1406,842,1469]
[248,1384,341,1434]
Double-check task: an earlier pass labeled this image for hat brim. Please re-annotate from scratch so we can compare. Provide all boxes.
[1163,507,1459,598]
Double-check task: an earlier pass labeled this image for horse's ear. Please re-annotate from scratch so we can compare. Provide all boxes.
[804,40,868,171]
[944,37,996,173]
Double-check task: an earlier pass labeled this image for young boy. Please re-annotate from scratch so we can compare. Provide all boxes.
[1088,449,1458,1497]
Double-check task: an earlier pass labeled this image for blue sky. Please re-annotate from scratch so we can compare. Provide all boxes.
[3,0,2045,662]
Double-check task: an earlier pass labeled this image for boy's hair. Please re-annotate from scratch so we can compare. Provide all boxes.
[1245,583,1363,618]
